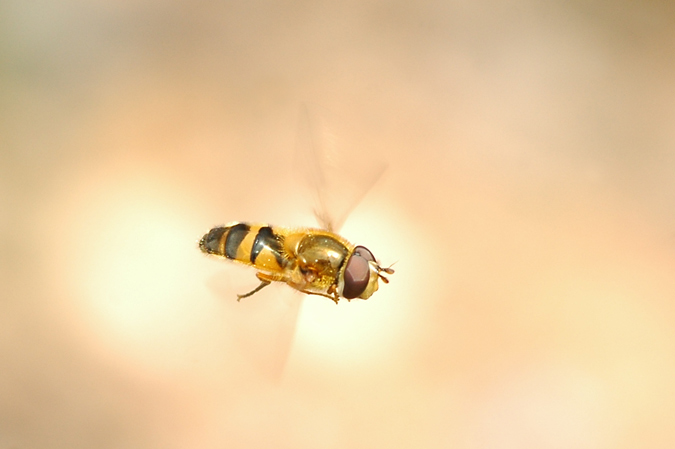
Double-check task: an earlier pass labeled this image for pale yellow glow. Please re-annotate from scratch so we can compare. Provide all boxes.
[54,167,219,374]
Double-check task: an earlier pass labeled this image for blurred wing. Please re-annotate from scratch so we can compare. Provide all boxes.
[294,103,387,232]
[205,268,301,382]
[205,105,385,380]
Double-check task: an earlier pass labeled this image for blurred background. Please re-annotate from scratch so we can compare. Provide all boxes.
[2,0,675,448]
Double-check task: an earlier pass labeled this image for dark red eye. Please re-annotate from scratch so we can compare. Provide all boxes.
[342,253,371,299]
[353,246,375,262]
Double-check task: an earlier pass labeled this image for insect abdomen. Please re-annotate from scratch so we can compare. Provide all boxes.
[199,222,287,272]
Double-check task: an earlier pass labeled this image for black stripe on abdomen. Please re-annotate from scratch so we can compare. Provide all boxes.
[225,223,250,259]
[250,226,285,266]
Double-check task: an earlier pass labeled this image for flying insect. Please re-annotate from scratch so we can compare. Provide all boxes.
[199,105,394,304]
[199,222,393,303]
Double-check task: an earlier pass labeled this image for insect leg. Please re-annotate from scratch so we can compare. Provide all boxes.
[298,288,340,305]
[236,272,285,301]
[327,284,341,304]
[236,281,270,301]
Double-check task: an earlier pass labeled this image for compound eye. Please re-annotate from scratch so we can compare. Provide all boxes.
[353,246,375,262]
[342,253,371,299]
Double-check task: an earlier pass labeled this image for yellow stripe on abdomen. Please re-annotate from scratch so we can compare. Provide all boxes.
[199,223,287,273]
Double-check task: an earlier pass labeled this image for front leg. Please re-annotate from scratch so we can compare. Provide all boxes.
[299,284,341,305]
[327,284,341,304]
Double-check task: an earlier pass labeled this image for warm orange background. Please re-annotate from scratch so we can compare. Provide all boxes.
[2,1,675,448]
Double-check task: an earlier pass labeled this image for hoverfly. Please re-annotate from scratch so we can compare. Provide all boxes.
[199,222,393,304]
[199,105,394,304]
